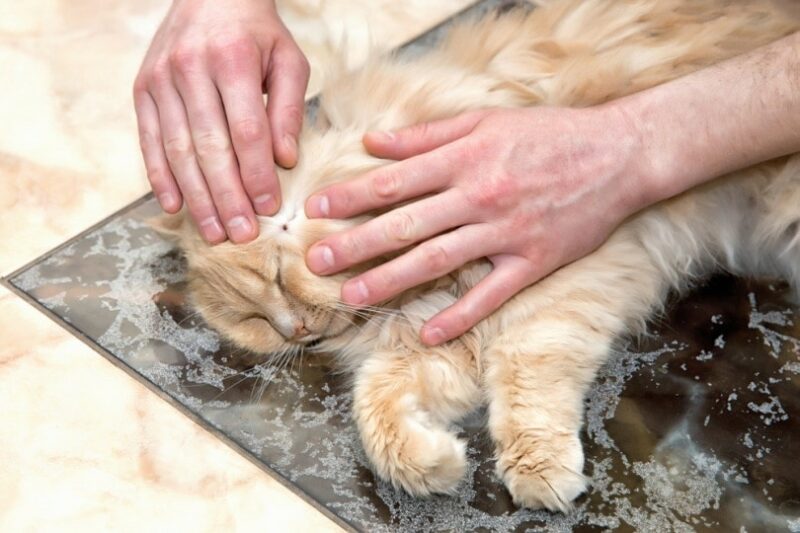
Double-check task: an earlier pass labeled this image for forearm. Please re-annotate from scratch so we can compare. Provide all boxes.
[617,31,800,208]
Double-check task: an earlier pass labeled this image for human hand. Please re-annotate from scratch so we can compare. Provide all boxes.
[304,105,653,345]
[134,0,310,244]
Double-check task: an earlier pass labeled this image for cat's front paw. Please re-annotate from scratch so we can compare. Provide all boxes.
[363,421,467,497]
[497,432,588,512]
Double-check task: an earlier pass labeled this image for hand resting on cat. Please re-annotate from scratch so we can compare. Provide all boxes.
[135,0,310,244]
[305,16,800,346]
[153,0,800,511]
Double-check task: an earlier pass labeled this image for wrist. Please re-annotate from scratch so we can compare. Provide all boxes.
[596,98,662,219]
[604,87,698,214]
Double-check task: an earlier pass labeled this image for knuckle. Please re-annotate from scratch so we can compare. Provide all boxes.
[240,169,277,192]
[412,121,431,139]
[337,234,359,259]
[193,130,231,160]
[421,244,450,273]
[240,165,275,187]
[169,46,201,72]
[465,186,496,209]
[329,187,354,213]
[386,211,416,242]
[163,135,193,162]
[280,104,304,132]
[231,118,266,145]
[133,74,148,96]
[493,222,515,249]
[146,169,167,188]
[214,188,241,213]
[466,173,518,210]
[372,171,401,199]
[147,61,172,90]
[231,118,267,144]
[451,309,474,333]
[208,34,255,64]
[375,268,399,293]
[286,50,311,79]
[138,130,156,152]
[184,189,212,211]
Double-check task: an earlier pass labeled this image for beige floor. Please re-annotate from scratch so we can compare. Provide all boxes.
[0,1,472,530]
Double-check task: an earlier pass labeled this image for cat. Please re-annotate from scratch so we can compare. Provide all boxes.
[153,0,800,511]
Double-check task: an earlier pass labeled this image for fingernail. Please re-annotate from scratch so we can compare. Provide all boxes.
[343,280,369,305]
[423,327,446,345]
[158,193,177,212]
[254,193,277,215]
[308,244,335,273]
[200,216,225,243]
[308,194,330,218]
[227,216,254,242]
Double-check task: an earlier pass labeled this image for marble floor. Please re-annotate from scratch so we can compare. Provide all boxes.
[0,0,472,530]
[3,0,800,531]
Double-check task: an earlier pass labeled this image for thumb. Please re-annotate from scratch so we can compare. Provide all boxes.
[363,109,490,160]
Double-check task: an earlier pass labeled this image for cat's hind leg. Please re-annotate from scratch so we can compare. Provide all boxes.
[352,342,481,496]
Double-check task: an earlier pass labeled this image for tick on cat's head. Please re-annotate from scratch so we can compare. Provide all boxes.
[151,128,384,358]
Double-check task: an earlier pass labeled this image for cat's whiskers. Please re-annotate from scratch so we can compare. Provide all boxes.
[173,310,202,328]
[249,364,274,404]
[331,301,418,326]
[207,368,260,402]
[248,343,306,404]
[288,344,305,379]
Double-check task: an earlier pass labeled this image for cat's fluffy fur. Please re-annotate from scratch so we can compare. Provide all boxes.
[155,0,800,511]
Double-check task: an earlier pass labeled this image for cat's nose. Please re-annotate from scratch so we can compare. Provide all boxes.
[291,320,310,340]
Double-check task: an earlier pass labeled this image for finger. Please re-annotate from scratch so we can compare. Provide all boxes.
[171,51,258,243]
[339,223,505,306]
[305,141,461,219]
[306,190,472,274]
[134,88,182,213]
[150,76,226,244]
[421,254,540,345]
[266,41,310,168]
[211,37,281,216]
[363,110,489,160]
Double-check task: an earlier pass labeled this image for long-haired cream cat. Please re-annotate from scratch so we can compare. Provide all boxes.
[154,0,800,511]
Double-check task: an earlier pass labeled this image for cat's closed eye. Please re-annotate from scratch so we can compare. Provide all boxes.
[240,313,270,325]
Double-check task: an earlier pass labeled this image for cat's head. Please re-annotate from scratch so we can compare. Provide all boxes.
[152,128,384,357]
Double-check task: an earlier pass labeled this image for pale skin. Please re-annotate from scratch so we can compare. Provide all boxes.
[304,30,800,345]
[135,5,800,346]
[134,0,309,244]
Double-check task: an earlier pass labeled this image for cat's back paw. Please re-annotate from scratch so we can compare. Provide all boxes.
[498,432,588,512]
